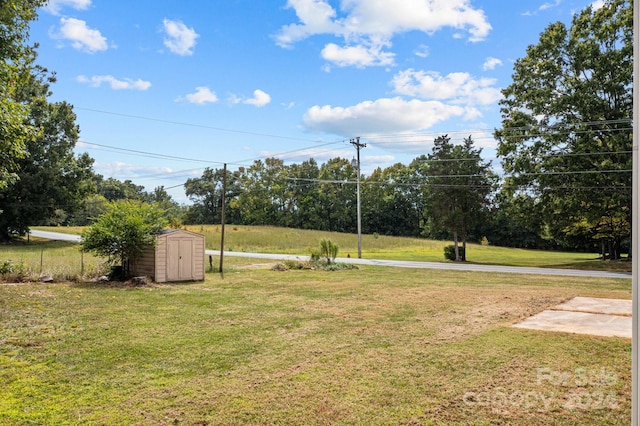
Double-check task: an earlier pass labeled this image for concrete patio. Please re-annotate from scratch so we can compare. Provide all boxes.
[513,296,632,339]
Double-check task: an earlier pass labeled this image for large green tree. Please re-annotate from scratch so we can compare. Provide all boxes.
[423,135,496,261]
[495,0,632,257]
[0,69,94,240]
[0,0,45,189]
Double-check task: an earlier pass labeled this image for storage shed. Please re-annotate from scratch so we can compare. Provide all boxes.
[132,229,205,283]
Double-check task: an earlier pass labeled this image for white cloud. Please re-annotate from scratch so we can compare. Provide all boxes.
[591,0,606,10]
[321,41,395,68]
[523,0,564,16]
[414,44,429,58]
[231,89,272,107]
[45,0,92,15]
[52,18,108,53]
[482,57,503,71]
[539,0,561,12]
[303,97,470,136]
[303,68,503,137]
[94,161,173,179]
[276,0,491,67]
[260,147,354,162]
[275,0,343,47]
[162,19,199,56]
[77,75,151,90]
[178,87,218,104]
[391,69,502,105]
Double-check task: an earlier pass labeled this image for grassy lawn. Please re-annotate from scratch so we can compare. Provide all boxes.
[184,225,631,272]
[0,260,632,425]
[33,225,630,272]
[0,239,108,282]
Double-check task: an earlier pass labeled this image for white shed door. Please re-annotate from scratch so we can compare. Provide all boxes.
[167,238,194,281]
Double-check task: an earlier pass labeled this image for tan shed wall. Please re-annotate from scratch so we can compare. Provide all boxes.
[133,248,155,278]
[129,229,205,283]
[154,234,168,283]
[193,235,205,280]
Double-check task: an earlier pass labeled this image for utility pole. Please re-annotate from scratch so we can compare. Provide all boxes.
[219,163,227,278]
[632,0,639,423]
[351,137,366,259]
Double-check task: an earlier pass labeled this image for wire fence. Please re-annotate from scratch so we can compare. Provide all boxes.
[0,247,110,282]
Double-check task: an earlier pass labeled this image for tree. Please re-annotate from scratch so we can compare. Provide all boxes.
[234,158,291,226]
[95,176,146,201]
[71,194,109,226]
[423,135,496,261]
[0,69,95,241]
[142,186,184,227]
[316,158,356,232]
[286,159,321,229]
[361,163,420,236]
[185,167,241,224]
[81,200,168,275]
[495,0,632,257]
[0,0,45,189]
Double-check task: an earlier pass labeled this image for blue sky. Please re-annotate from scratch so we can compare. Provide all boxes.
[30,0,604,203]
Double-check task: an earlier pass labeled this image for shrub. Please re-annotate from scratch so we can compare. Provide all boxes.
[444,245,465,261]
[0,260,15,274]
[0,260,30,282]
[271,263,288,271]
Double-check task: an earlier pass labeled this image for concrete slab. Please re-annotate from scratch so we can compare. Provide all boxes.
[554,296,631,316]
[513,297,631,339]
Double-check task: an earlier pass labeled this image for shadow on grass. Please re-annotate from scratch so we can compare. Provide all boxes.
[72,278,206,290]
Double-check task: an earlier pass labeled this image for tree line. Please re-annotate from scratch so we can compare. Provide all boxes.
[0,0,632,259]
[183,135,499,260]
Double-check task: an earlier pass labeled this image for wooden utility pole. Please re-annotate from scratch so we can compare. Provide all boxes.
[632,0,639,423]
[350,137,366,259]
[219,163,227,278]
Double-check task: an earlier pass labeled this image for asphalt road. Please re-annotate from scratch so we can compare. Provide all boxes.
[29,229,631,280]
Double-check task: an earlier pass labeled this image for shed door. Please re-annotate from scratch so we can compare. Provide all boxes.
[167,237,194,281]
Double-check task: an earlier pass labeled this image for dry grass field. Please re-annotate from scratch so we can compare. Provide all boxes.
[0,257,631,425]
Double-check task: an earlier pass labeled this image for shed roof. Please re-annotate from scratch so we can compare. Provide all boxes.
[158,228,205,237]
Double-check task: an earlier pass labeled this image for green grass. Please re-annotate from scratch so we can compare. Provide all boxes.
[0,239,109,282]
[0,264,631,425]
[33,225,626,272]
[183,225,627,272]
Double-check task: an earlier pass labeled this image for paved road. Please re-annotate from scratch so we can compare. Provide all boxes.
[30,229,83,242]
[29,229,631,280]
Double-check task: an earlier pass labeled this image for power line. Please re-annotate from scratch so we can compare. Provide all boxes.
[76,107,322,143]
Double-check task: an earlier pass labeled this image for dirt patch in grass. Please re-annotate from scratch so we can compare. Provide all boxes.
[0,267,631,425]
[234,263,279,270]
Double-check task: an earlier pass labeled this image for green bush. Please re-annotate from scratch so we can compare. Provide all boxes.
[0,260,15,274]
[444,245,465,261]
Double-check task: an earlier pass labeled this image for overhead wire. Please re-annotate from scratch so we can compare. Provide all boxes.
[72,108,634,194]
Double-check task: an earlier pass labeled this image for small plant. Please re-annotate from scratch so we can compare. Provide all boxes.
[444,245,465,261]
[0,259,15,274]
[319,239,338,264]
[309,248,320,262]
[0,259,30,282]
[481,236,490,246]
[271,263,288,271]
